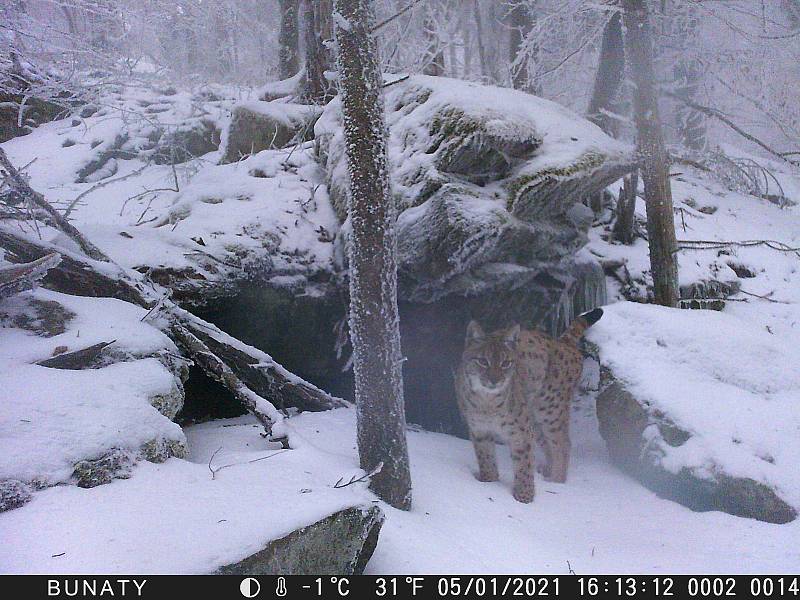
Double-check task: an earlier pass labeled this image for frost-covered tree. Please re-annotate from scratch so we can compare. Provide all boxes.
[332,0,413,510]
[622,0,679,307]
[278,0,300,79]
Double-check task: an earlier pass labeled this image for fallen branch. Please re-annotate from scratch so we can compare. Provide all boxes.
[208,447,289,480]
[678,238,800,258]
[64,164,148,219]
[0,252,61,300]
[0,148,112,262]
[0,228,346,425]
[170,323,283,430]
[738,289,792,304]
[334,462,383,489]
[37,340,116,369]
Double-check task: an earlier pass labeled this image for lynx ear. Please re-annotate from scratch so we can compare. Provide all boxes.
[466,320,485,342]
[504,324,521,346]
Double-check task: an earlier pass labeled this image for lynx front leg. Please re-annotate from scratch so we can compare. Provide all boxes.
[547,428,571,484]
[509,433,535,503]
[470,432,499,482]
[532,421,553,480]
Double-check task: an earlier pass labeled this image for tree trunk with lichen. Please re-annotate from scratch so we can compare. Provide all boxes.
[303,0,335,103]
[279,0,300,79]
[333,0,412,510]
[623,0,679,307]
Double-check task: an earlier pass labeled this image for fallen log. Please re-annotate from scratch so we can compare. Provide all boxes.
[0,228,347,428]
[171,305,349,414]
[170,325,281,430]
[0,252,61,300]
[0,148,111,262]
[0,230,148,305]
[37,340,116,370]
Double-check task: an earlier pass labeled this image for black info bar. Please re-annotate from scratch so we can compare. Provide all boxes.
[1,575,798,599]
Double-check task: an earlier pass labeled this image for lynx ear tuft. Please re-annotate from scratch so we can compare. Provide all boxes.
[466,320,485,342]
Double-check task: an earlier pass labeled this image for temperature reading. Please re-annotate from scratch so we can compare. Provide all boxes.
[312,577,350,596]
[375,577,425,596]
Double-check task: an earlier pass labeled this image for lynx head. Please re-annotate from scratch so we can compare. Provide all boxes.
[462,321,520,393]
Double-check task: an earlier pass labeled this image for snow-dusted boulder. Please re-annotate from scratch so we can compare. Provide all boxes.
[316,76,633,302]
[0,288,190,508]
[588,302,799,524]
[216,505,384,575]
[221,101,322,164]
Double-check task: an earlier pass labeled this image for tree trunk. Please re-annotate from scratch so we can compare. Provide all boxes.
[612,170,638,245]
[422,12,445,76]
[303,0,335,103]
[279,0,301,79]
[508,1,537,94]
[587,11,624,137]
[472,0,489,81]
[333,0,412,510]
[622,0,679,307]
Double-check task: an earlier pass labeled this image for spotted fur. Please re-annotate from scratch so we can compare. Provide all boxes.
[455,309,602,502]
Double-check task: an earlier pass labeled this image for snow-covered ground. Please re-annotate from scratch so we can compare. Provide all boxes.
[2,405,799,574]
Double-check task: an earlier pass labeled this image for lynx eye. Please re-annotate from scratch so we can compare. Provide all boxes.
[501,360,513,369]
[474,358,490,368]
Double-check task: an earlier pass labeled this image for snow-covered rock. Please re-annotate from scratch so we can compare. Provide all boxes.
[216,505,384,575]
[588,302,800,524]
[221,101,322,164]
[317,75,632,304]
[0,288,189,506]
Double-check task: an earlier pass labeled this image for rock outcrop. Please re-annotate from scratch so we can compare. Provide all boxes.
[216,505,384,575]
[221,101,322,164]
[0,287,190,510]
[596,368,796,524]
[588,302,799,524]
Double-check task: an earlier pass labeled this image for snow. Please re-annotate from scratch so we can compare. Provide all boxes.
[0,289,184,485]
[232,100,321,127]
[2,408,799,574]
[0,415,373,574]
[0,82,338,293]
[587,302,800,507]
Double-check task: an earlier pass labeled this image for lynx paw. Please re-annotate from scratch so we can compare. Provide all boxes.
[512,485,535,504]
[476,469,499,483]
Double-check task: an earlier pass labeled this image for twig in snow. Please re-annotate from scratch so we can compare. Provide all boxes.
[739,289,792,304]
[67,164,148,219]
[208,448,289,480]
[678,239,800,258]
[334,462,383,489]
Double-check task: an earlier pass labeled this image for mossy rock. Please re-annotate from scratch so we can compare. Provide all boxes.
[215,505,384,575]
[151,120,221,165]
[0,479,33,512]
[221,102,322,164]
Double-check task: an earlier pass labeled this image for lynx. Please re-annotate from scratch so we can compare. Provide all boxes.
[454,308,603,503]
